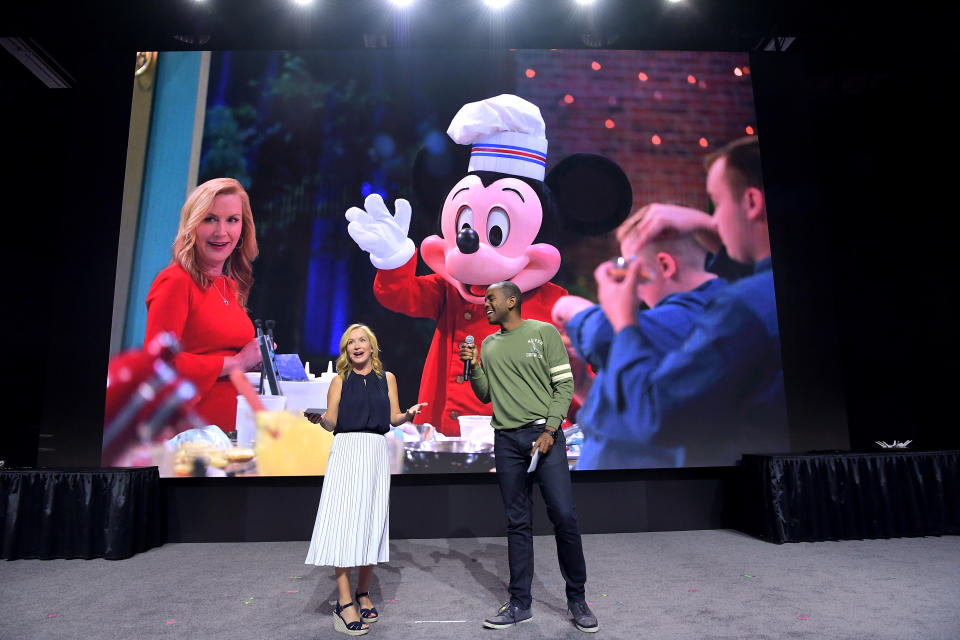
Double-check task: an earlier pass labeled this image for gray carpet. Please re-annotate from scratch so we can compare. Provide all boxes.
[1,531,958,640]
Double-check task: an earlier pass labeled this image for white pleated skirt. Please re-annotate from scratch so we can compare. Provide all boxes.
[305,432,390,568]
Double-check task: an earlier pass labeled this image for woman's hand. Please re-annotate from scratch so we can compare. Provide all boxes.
[221,338,263,376]
[405,402,429,421]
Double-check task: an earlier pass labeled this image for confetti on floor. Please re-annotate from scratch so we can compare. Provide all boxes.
[414,620,468,624]
[290,576,303,580]
[601,593,607,597]
[742,574,754,578]
[166,620,176,625]
[286,590,298,594]
[798,616,809,620]
[588,602,593,606]
[689,589,699,593]
[47,614,56,619]
[389,599,396,603]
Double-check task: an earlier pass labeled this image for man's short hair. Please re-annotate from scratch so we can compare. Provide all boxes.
[489,280,522,310]
[705,136,763,198]
[615,206,708,268]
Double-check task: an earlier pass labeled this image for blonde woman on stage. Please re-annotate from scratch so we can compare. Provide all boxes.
[305,323,426,635]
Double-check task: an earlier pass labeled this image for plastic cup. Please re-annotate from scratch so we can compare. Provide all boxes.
[457,415,494,444]
[236,395,286,447]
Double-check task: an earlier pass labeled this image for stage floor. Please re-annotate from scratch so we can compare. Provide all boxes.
[2,530,958,639]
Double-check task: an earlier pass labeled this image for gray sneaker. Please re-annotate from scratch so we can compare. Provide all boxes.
[482,601,533,629]
[569,600,599,633]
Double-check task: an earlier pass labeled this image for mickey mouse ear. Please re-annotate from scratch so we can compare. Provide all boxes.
[545,154,633,236]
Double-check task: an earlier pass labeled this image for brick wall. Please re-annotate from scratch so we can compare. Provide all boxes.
[511,50,755,295]
[514,49,756,214]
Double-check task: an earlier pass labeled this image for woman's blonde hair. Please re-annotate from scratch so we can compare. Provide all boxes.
[336,324,383,380]
[172,177,259,306]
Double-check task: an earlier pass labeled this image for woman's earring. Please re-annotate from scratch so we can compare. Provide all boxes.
[236,235,244,248]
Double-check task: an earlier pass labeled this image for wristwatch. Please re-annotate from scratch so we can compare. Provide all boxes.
[544,426,560,441]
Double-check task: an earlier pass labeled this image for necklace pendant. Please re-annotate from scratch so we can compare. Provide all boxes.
[224,299,229,305]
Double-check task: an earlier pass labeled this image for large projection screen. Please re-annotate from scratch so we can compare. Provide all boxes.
[106,48,788,476]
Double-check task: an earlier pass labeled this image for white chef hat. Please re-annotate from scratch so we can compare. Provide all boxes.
[446,94,548,181]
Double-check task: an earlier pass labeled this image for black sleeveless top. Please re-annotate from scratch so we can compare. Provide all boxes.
[334,370,391,435]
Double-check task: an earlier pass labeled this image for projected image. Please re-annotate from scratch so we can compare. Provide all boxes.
[105,49,786,475]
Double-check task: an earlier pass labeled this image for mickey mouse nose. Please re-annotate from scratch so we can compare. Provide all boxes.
[456,227,480,254]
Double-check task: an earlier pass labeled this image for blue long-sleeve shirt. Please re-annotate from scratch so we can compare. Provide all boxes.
[603,258,789,467]
[567,277,728,470]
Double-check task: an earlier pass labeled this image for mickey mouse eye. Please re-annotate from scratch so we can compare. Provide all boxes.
[456,205,474,231]
[486,207,510,248]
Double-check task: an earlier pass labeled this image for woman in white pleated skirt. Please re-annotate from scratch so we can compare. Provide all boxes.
[305,324,426,636]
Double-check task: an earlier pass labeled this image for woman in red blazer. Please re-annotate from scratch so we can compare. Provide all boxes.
[144,178,263,431]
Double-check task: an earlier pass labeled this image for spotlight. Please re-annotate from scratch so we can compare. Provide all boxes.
[484,0,512,8]
[390,0,414,6]
[574,0,598,5]
[290,0,314,6]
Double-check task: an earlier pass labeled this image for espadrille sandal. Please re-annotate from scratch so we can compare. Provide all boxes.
[355,591,379,622]
[333,601,369,636]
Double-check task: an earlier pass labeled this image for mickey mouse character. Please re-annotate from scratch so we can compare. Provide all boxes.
[346,94,631,436]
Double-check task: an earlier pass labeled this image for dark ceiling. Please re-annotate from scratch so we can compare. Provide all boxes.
[1,0,906,58]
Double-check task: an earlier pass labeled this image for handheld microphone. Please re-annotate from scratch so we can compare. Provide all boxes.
[463,335,475,380]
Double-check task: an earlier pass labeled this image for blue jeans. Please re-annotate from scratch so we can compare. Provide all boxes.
[494,426,587,609]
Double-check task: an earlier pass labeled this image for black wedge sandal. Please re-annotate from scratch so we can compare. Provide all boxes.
[333,601,369,636]
[355,591,379,623]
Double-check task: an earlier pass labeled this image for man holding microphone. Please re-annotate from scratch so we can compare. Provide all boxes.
[460,280,598,633]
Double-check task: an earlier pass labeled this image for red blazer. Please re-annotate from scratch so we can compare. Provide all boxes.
[145,263,254,431]
[374,253,567,436]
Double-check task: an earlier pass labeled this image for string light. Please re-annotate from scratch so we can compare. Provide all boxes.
[687,74,697,84]
[605,119,615,129]
[638,72,648,81]
[745,126,755,135]
[651,134,662,145]
[734,67,743,77]
[525,68,536,78]
[563,94,574,104]
[591,61,602,71]
[699,137,709,147]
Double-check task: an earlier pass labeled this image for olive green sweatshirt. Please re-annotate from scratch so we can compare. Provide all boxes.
[469,319,574,430]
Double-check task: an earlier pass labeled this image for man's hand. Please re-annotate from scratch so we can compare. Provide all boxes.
[345,194,416,270]
[632,203,722,254]
[532,429,556,456]
[459,341,478,367]
[551,295,595,328]
[595,259,649,333]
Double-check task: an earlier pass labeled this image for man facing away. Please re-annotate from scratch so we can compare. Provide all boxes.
[460,281,598,633]
[553,206,728,469]
[595,136,789,466]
